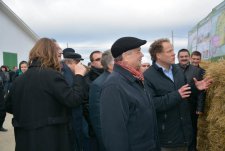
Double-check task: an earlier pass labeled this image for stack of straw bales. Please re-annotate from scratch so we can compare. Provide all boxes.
[197,60,225,151]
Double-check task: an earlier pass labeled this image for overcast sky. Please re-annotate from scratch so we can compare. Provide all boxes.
[3,0,224,64]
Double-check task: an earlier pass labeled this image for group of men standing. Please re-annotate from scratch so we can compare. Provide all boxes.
[61,36,211,151]
[80,37,210,151]
[3,36,211,151]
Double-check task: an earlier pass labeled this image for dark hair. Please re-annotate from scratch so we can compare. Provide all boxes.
[90,50,101,62]
[19,61,28,70]
[191,51,202,58]
[1,65,8,71]
[178,49,190,57]
[149,38,170,61]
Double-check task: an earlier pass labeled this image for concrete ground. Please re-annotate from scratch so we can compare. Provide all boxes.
[0,113,15,151]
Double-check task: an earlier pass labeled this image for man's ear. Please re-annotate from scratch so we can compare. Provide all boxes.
[156,53,161,60]
[122,52,126,60]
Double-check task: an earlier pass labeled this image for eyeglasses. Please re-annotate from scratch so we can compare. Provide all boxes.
[142,65,150,68]
[93,58,101,62]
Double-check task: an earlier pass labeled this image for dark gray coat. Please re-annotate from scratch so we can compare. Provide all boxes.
[144,63,193,148]
[100,64,159,151]
[6,60,85,151]
[177,64,205,112]
[89,71,110,151]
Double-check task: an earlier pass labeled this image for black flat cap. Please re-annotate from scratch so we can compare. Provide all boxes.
[111,37,147,58]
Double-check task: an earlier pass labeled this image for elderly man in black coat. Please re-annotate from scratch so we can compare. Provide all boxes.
[61,48,86,151]
[100,37,160,151]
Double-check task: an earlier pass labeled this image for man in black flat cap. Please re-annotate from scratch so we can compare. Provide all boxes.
[100,37,160,151]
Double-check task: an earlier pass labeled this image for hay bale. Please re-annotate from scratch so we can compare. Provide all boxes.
[197,60,225,151]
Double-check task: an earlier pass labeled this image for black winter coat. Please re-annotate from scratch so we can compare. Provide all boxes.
[61,63,84,151]
[83,66,104,137]
[6,61,86,151]
[177,64,205,112]
[0,80,5,127]
[100,64,159,151]
[144,63,193,148]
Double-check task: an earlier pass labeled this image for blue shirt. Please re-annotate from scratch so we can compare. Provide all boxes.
[155,62,174,82]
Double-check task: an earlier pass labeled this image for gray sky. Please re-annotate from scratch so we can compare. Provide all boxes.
[3,0,224,64]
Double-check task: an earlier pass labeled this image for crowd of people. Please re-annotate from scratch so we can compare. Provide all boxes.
[0,37,212,151]
[0,60,28,131]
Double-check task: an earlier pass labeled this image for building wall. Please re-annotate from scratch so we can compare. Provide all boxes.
[0,7,37,67]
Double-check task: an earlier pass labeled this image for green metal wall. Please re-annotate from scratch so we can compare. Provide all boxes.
[3,52,17,70]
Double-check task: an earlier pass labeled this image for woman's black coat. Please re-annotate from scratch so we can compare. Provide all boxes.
[6,61,85,151]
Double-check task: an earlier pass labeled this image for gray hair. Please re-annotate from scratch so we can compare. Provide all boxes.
[61,58,75,65]
[101,50,113,70]
[114,49,133,62]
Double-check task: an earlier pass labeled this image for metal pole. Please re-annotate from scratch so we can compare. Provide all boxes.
[171,30,174,48]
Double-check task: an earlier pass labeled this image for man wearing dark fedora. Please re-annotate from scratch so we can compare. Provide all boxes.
[61,48,86,151]
[100,37,160,151]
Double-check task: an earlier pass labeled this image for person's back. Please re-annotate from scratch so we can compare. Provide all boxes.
[7,60,85,151]
[61,50,86,151]
[5,38,87,151]
[0,70,7,131]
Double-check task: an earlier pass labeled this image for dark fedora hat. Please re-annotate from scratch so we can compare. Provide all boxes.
[73,53,84,61]
[63,48,75,58]
[111,37,147,58]
[63,52,84,61]
[63,48,75,54]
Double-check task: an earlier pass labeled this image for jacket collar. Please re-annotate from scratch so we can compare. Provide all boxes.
[178,62,190,70]
[90,66,104,75]
[61,63,73,74]
[113,64,136,83]
[29,59,41,68]
[152,62,179,75]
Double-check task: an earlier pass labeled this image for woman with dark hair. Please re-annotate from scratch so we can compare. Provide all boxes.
[18,61,28,75]
[12,61,28,81]
[6,38,87,151]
